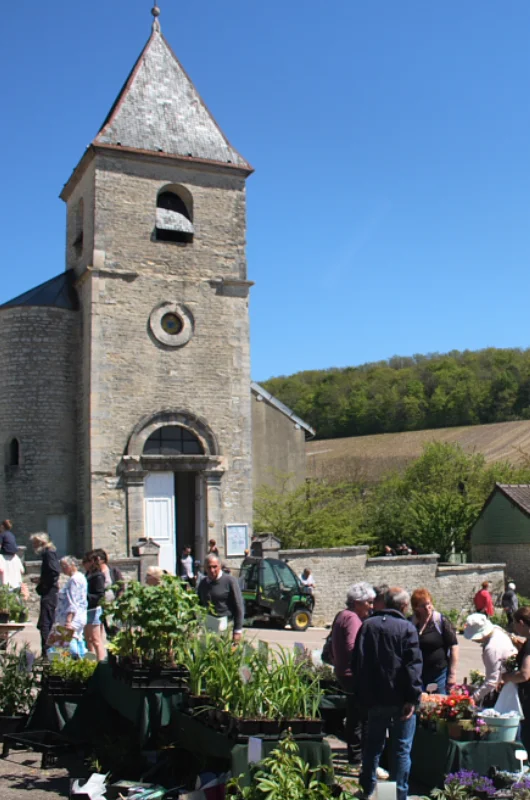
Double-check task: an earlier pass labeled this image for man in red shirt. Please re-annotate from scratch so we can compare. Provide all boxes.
[474,581,494,616]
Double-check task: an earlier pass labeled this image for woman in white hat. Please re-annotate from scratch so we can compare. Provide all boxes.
[464,612,516,706]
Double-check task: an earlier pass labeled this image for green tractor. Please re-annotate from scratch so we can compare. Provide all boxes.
[239,557,314,632]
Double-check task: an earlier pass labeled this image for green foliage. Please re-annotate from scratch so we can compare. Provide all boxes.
[105,574,206,666]
[363,442,530,556]
[0,586,28,623]
[254,474,369,549]
[262,347,530,439]
[0,645,37,715]
[254,441,530,553]
[228,731,354,800]
[48,655,98,683]
[187,635,323,721]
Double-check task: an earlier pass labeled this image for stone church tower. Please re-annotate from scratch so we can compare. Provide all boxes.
[0,10,255,569]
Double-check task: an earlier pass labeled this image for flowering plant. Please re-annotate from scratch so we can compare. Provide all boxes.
[438,693,474,721]
[513,776,530,800]
[444,770,495,796]
[504,653,519,674]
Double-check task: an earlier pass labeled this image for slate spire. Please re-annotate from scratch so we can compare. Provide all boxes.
[93,11,251,171]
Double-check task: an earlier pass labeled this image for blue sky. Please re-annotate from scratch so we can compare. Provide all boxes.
[2,1,530,381]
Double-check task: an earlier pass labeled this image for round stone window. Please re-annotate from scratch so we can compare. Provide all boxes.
[161,312,184,336]
[149,302,194,347]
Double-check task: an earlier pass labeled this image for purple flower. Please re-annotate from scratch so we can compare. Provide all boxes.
[445,770,495,795]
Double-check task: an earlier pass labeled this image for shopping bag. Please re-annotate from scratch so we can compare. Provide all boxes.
[494,683,523,717]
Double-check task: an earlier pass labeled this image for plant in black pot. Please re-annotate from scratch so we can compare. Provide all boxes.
[0,585,29,623]
[46,655,98,696]
[105,574,206,687]
[0,645,37,740]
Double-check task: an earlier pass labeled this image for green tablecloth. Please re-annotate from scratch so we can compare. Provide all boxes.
[28,663,186,746]
[410,726,521,789]
[171,711,334,787]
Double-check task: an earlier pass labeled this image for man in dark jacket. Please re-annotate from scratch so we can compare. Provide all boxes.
[198,554,244,643]
[352,586,422,800]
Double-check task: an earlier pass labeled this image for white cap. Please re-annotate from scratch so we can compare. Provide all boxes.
[464,613,494,641]
[509,582,516,590]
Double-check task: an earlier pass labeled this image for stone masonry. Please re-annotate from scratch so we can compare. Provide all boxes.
[280,546,506,625]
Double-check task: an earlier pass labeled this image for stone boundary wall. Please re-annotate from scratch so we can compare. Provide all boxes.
[279,546,505,626]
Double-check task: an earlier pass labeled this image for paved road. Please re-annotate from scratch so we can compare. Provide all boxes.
[246,626,482,684]
[16,621,483,684]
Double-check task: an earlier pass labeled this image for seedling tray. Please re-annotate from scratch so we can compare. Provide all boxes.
[112,661,190,690]
[44,676,89,697]
[2,730,76,769]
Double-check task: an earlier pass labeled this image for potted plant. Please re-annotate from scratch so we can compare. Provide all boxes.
[227,731,353,799]
[0,585,28,624]
[45,655,98,696]
[0,645,37,740]
[105,575,205,687]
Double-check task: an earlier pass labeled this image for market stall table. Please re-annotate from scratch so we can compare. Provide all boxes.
[409,725,522,790]
[171,710,333,787]
[28,662,187,746]
[0,622,28,650]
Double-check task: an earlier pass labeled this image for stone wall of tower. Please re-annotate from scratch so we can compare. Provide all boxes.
[64,164,96,553]
[75,151,253,556]
[0,306,77,547]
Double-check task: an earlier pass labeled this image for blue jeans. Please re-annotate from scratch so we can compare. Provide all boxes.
[360,705,416,800]
[423,667,447,695]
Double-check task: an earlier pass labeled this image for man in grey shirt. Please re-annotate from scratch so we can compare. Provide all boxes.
[198,554,244,643]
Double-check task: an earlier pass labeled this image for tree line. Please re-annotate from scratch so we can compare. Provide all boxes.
[254,442,530,559]
[261,347,530,439]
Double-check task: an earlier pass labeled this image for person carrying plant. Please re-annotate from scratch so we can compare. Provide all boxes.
[352,586,422,800]
[198,554,244,643]
[463,612,516,706]
[499,605,530,751]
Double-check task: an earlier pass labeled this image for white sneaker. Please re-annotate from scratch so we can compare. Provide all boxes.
[376,767,389,780]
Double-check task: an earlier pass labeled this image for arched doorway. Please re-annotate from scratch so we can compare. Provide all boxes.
[143,425,204,573]
[120,410,224,572]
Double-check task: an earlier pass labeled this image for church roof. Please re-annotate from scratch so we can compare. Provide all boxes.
[0,270,79,311]
[93,22,252,172]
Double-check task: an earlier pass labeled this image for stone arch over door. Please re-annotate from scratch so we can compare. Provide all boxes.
[119,410,225,563]
[126,409,220,459]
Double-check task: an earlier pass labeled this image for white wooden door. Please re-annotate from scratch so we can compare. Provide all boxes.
[144,472,176,574]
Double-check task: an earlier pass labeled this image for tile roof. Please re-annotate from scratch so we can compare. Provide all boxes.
[94,28,251,171]
[497,484,530,516]
[0,270,79,311]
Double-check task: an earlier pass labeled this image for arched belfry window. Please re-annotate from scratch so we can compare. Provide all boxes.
[7,438,19,467]
[155,186,194,244]
[143,425,204,455]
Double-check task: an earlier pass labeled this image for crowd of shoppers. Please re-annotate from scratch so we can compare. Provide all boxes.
[30,535,123,661]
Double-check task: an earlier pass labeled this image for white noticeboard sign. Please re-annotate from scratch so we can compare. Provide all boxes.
[225,523,250,557]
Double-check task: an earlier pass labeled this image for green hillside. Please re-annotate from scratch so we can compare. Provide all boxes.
[261,347,530,439]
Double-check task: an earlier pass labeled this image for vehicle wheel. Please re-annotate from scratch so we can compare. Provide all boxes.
[289,608,312,632]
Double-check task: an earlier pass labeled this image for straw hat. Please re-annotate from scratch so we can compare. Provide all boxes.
[464,613,494,641]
